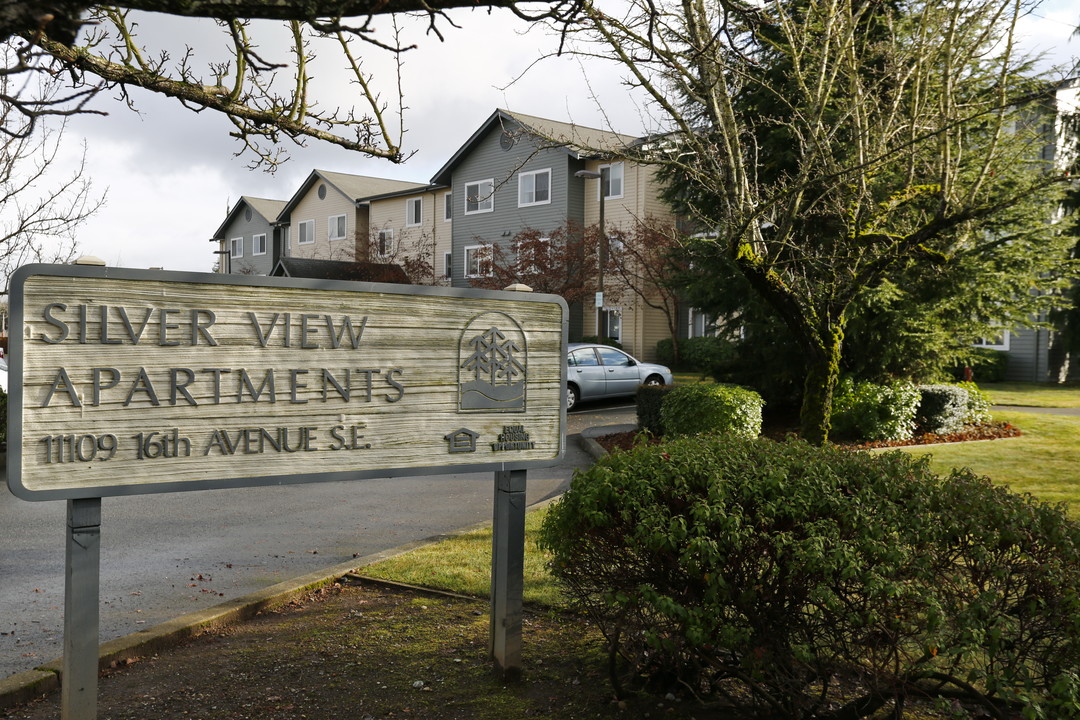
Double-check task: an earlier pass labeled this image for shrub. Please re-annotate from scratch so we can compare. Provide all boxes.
[915,384,969,435]
[540,435,1080,720]
[659,383,762,438]
[955,380,993,424]
[635,384,674,436]
[655,338,675,367]
[831,378,920,441]
[956,347,1009,383]
[656,336,735,374]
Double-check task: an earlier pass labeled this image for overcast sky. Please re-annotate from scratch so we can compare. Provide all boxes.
[39,0,1080,274]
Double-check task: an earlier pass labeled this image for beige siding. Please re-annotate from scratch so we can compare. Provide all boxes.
[580,160,675,230]
[367,190,450,285]
[289,184,364,262]
[578,159,676,360]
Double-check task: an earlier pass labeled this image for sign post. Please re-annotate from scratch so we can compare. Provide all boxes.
[62,497,101,720]
[490,468,526,677]
[7,264,568,713]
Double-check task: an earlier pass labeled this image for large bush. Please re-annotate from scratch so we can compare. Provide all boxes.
[956,380,993,424]
[656,336,736,374]
[830,378,920,441]
[635,383,674,436]
[541,436,1080,719]
[915,384,969,435]
[659,382,762,438]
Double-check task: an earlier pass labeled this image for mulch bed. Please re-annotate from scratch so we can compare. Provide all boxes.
[594,421,1022,454]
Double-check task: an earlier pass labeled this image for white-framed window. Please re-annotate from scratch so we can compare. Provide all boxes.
[600,308,622,342]
[406,197,423,227]
[465,179,494,215]
[230,237,243,258]
[518,169,551,207]
[518,236,551,274]
[688,308,715,338]
[252,233,267,256]
[443,192,452,222]
[377,229,394,256]
[464,245,491,278]
[328,214,347,241]
[973,331,1010,351]
[297,219,315,245]
[443,251,452,279]
[600,162,625,199]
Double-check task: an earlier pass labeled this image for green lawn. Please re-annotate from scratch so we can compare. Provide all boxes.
[895,410,1080,515]
[980,381,1080,407]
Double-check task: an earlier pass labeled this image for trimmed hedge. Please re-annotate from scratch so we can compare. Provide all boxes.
[541,435,1080,719]
[831,378,921,442]
[915,384,969,435]
[659,383,763,438]
[956,380,993,424]
[635,384,674,436]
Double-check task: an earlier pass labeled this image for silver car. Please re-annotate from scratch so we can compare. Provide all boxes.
[566,342,673,410]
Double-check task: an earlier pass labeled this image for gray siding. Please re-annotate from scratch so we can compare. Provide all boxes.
[1004,327,1050,382]
[450,122,588,287]
[221,203,277,275]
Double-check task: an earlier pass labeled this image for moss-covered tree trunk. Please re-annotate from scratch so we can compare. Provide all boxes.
[799,322,845,446]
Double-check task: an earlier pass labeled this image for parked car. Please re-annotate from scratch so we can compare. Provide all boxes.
[0,357,7,393]
[565,342,673,410]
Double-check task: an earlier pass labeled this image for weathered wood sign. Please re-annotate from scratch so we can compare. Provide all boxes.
[7,264,567,500]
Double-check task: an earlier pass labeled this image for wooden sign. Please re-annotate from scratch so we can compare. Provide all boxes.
[6,265,567,500]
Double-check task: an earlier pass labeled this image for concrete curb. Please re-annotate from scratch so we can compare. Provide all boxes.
[0,503,555,712]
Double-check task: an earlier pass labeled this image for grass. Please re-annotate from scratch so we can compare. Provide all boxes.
[894,409,1080,514]
[360,507,562,606]
[981,381,1080,407]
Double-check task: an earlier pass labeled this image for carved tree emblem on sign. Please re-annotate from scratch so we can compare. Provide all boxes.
[458,312,527,412]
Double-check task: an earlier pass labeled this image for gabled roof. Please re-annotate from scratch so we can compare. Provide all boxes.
[430,109,638,185]
[271,257,410,284]
[278,169,429,220]
[212,196,287,240]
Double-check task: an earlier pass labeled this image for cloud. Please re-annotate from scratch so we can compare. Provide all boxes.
[43,1,1078,274]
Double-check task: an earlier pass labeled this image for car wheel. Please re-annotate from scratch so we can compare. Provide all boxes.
[643,374,665,387]
[566,384,580,411]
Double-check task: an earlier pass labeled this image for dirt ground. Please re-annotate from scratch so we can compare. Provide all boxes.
[0,579,706,720]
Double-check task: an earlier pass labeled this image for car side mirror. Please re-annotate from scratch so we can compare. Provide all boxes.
[627,359,636,366]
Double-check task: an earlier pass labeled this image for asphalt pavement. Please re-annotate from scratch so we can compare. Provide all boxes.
[0,402,637,693]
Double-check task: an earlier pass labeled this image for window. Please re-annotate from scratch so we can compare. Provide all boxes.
[518,237,550,274]
[443,251,452,279]
[599,309,622,342]
[518,169,551,207]
[328,214,347,241]
[252,233,267,256]
[600,162,624,199]
[465,179,494,215]
[568,348,600,367]
[973,331,1010,351]
[443,193,452,222]
[230,237,243,258]
[297,219,315,245]
[598,345,630,367]
[283,226,290,255]
[688,308,715,338]
[377,229,394,256]
[406,197,423,227]
[464,245,491,278]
